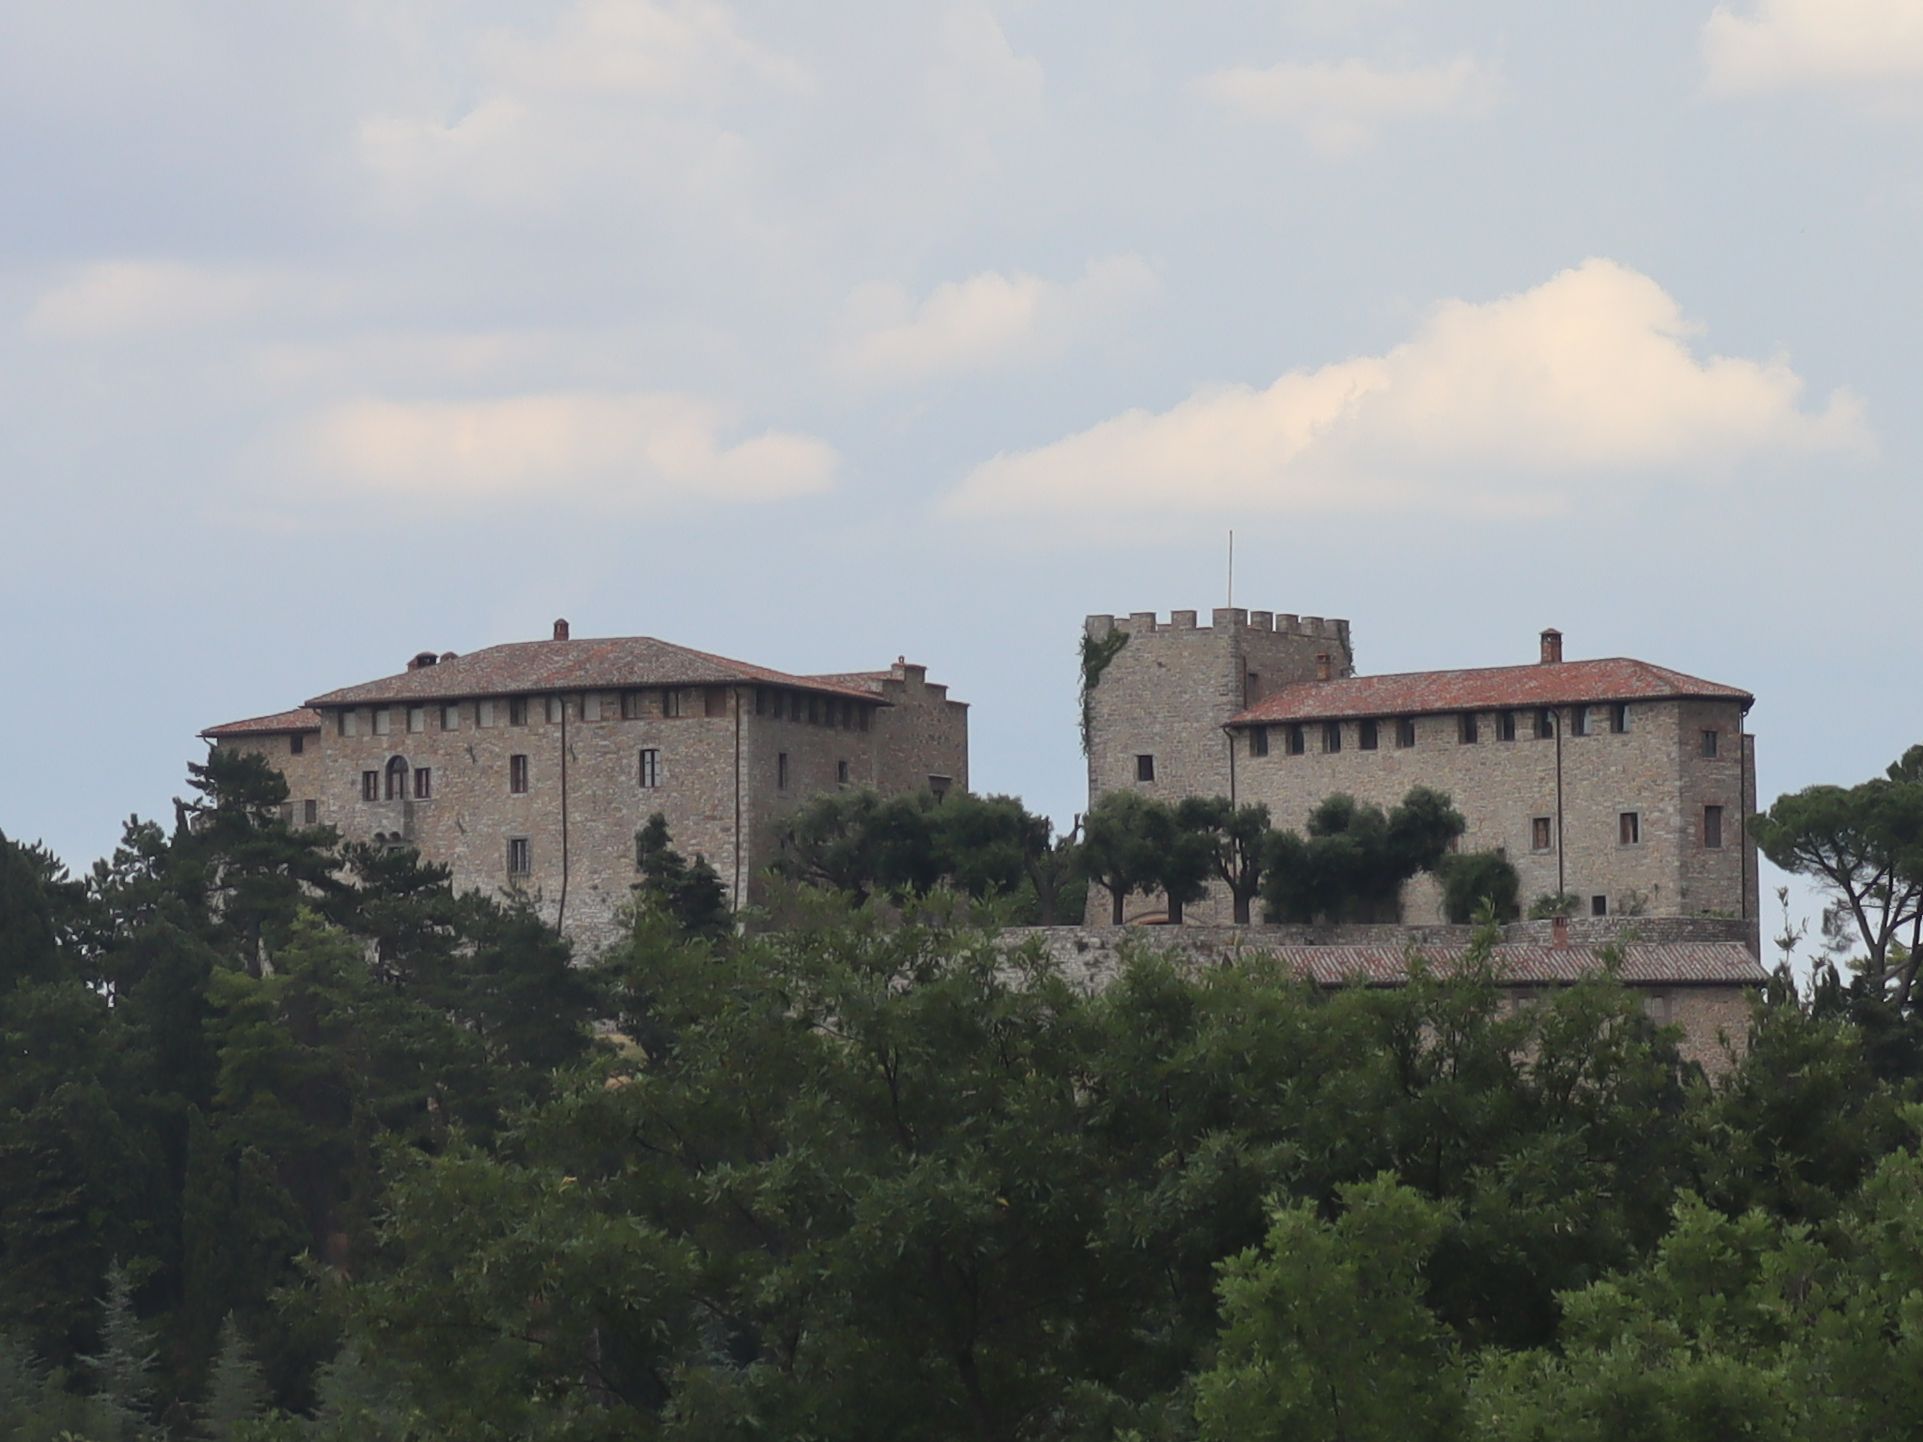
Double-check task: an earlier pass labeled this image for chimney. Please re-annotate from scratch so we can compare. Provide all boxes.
[1539,628,1563,665]
[406,650,438,672]
[553,618,570,641]
[1551,914,1569,949]
[1315,653,1332,682]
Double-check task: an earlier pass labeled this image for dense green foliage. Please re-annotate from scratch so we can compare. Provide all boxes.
[12,752,1923,1438]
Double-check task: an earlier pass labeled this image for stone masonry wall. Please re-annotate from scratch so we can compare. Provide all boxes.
[870,663,969,798]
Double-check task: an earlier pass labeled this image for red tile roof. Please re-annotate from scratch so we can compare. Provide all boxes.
[304,636,890,709]
[200,707,324,739]
[1231,658,1751,726]
[1265,940,1765,987]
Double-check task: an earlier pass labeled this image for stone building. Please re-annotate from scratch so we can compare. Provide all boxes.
[202,620,968,951]
[1084,608,1759,948]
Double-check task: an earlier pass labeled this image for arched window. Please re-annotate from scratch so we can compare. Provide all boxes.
[385,755,409,801]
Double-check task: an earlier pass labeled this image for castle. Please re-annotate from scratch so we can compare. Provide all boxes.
[202,620,968,949]
[1083,608,1758,948]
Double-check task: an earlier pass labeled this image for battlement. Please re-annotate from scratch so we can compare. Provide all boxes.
[1085,609,1351,642]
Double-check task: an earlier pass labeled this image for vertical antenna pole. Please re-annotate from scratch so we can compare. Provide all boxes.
[1227,529,1234,608]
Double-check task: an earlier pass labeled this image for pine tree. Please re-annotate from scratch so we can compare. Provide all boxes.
[200,1313,270,1441]
[79,1261,158,1440]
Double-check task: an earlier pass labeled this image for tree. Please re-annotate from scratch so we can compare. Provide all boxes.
[633,814,732,940]
[1437,852,1520,923]
[1752,750,1923,1004]
[1262,789,1465,923]
[1082,791,1169,924]
[1177,798,1272,925]
[80,1262,159,1440]
[201,1313,271,1441]
[1020,815,1083,927]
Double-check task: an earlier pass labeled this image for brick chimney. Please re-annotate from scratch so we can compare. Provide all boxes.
[406,650,438,672]
[1315,652,1332,682]
[553,618,570,641]
[1539,628,1563,665]
[1551,914,1569,948]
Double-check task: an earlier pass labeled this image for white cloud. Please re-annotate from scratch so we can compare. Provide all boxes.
[1202,56,1496,156]
[475,0,810,98]
[25,261,276,338]
[835,255,1155,387]
[944,259,1869,521]
[296,391,836,506]
[1704,0,1923,96]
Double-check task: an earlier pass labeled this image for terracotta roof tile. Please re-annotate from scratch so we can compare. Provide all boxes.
[1232,658,1751,726]
[200,707,323,739]
[304,637,890,709]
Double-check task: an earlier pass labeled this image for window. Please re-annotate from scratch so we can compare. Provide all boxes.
[1570,706,1590,737]
[1244,672,1261,707]
[509,697,528,727]
[753,688,769,717]
[361,771,379,802]
[1136,754,1156,781]
[1619,811,1641,846]
[1610,703,1630,734]
[638,749,659,788]
[1536,707,1554,740]
[583,693,603,722]
[414,767,431,800]
[290,733,305,755]
[477,700,497,729]
[546,695,564,724]
[1359,718,1379,751]
[1531,817,1553,852]
[1322,721,1342,754]
[706,688,728,718]
[1642,991,1674,1024]
[1250,726,1270,758]
[442,703,460,731]
[303,800,317,825]
[1701,729,1719,758]
[510,754,529,794]
[1286,724,1306,756]
[777,752,790,789]
[1397,717,1417,749]
[407,706,425,734]
[837,759,850,784]
[1591,894,1609,917]
[929,775,952,799]
[807,697,821,725]
[623,690,645,720]
[384,755,408,800]
[1704,804,1724,848]
[856,706,870,733]
[276,802,293,825]
[373,708,391,736]
[1458,712,1479,745]
[664,689,684,719]
[338,711,354,738]
[507,838,531,876]
[1497,711,1517,742]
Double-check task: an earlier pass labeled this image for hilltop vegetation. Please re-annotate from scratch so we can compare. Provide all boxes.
[4,749,1923,1438]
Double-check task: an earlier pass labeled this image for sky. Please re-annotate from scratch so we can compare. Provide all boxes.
[2,0,1919,948]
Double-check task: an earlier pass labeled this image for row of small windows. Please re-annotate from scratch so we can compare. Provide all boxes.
[1518,807,1725,851]
[333,686,871,739]
[357,748,830,799]
[1243,710,1725,758]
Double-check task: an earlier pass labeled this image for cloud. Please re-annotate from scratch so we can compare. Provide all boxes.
[944,259,1869,521]
[1704,0,1923,96]
[835,255,1155,388]
[25,261,277,338]
[295,392,837,506]
[1201,56,1496,156]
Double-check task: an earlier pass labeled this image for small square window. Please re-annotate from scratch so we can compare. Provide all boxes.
[1531,817,1553,852]
[623,690,645,720]
[753,688,768,717]
[414,767,431,800]
[1359,719,1379,751]
[290,733,305,755]
[1250,727,1270,758]
[407,706,425,734]
[361,770,379,802]
[337,711,353,738]
[664,689,684,719]
[1701,729,1719,758]
[929,775,952,799]
[442,703,460,731]
[476,700,496,729]
[1591,894,1608,917]
[509,754,529,794]
[837,759,850,784]
[583,692,602,722]
[1497,711,1517,742]
[509,697,529,727]
[1136,754,1156,782]
[1571,707,1590,737]
[1704,804,1724,848]
[373,708,391,736]
[1286,724,1306,756]
[303,800,317,825]
[639,749,660,788]
[1244,672,1261,707]
[1322,721,1342,754]
[777,752,790,789]
[1536,707,1554,740]
[1610,703,1630,734]
[546,695,564,724]
[1458,712,1479,745]
[507,837,531,876]
[1619,811,1641,846]
[1397,717,1416,749]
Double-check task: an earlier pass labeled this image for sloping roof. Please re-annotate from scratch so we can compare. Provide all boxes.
[807,671,895,695]
[1231,658,1751,726]
[200,707,323,739]
[1264,940,1765,988]
[305,637,889,708]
